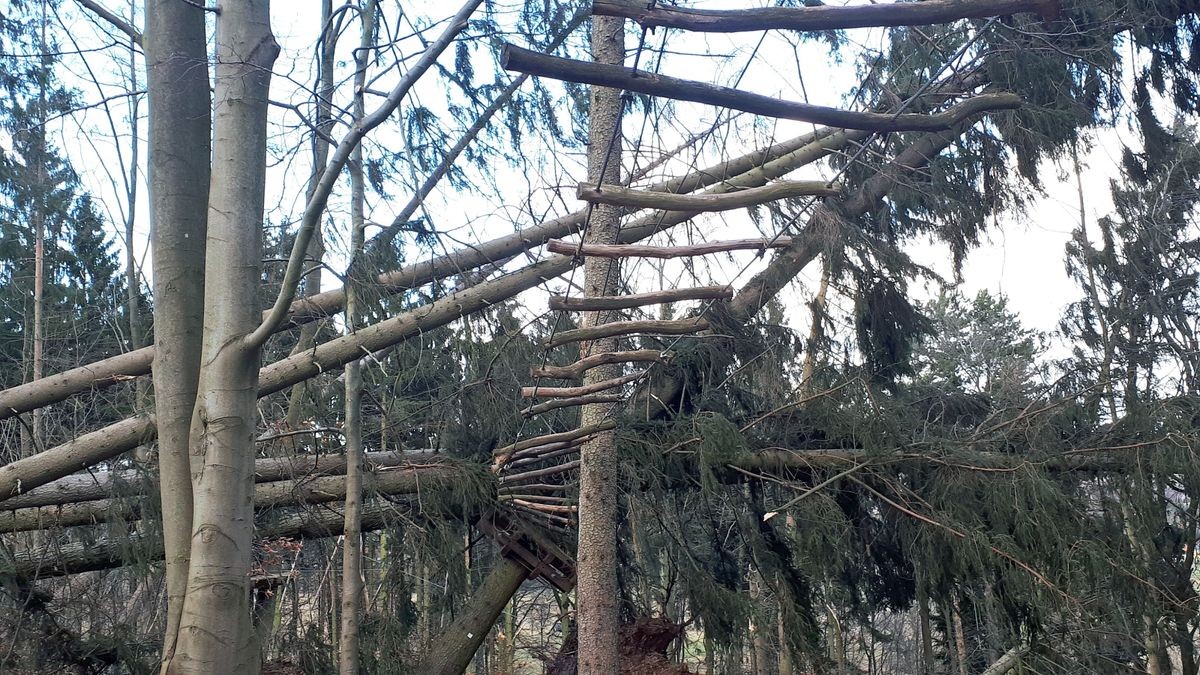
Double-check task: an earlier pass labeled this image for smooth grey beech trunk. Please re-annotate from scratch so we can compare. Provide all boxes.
[163,0,279,671]
[576,14,625,674]
[143,0,210,667]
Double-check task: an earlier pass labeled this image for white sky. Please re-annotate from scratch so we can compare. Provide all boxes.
[37,0,1160,354]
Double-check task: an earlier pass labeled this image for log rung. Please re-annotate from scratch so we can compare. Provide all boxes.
[592,0,1061,34]
[502,43,1023,132]
[547,237,792,260]
[576,180,839,212]
[549,286,731,312]
[545,319,709,349]
[521,371,646,399]
[521,394,624,418]
[531,349,668,380]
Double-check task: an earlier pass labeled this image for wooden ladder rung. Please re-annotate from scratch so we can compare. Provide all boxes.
[521,371,645,399]
[577,180,839,212]
[549,286,731,311]
[548,237,792,260]
[531,349,667,380]
[544,318,709,349]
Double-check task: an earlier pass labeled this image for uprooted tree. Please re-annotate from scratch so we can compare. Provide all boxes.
[2,0,1200,673]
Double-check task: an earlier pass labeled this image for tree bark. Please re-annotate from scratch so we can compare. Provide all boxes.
[165,1,278,671]
[503,44,1023,132]
[414,557,532,675]
[144,0,211,662]
[576,14,625,675]
[339,3,374,669]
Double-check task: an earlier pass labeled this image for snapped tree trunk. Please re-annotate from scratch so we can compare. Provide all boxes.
[143,0,211,666]
[165,1,278,671]
[575,13,625,675]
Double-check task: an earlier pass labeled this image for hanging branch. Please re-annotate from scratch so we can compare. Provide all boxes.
[576,180,840,211]
[521,371,647,399]
[548,237,795,259]
[550,287,730,312]
[502,44,1024,132]
[544,319,709,348]
[591,0,1060,33]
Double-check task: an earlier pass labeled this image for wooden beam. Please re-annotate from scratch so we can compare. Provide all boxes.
[577,180,840,211]
[550,287,730,312]
[499,460,581,485]
[521,394,625,418]
[592,0,1060,33]
[492,423,616,471]
[548,238,793,260]
[502,43,1024,132]
[509,439,587,461]
[521,371,646,399]
[507,445,583,468]
[545,319,709,348]
[531,350,668,380]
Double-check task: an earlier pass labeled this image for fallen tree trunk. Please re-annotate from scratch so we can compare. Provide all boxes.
[1,480,486,582]
[0,126,841,421]
[414,557,532,675]
[0,449,433,510]
[592,0,1060,33]
[0,126,866,495]
[0,456,476,533]
[503,44,1023,132]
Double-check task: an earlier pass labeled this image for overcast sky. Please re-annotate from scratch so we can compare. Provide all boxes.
[41,1,1159,354]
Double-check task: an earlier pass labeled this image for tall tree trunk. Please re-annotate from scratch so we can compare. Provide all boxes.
[576,13,625,675]
[917,576,935,675]
[951,593,969,675]
[750,573,771,675]
[144,0,211,665]
[339,2,374,671]
[29,0,49,461]
[165,1,278,671]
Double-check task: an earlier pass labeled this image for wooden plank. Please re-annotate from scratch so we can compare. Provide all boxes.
[548,237,792,260]
[502,43,1023,132]
[592,0,1060,33]
[577,180,839,211]
[520,394,625,418]
[545,318,709,349]
[549,286,730,312]
[531,349,667,380]
[521,371,646,399]
[492,423,615,471]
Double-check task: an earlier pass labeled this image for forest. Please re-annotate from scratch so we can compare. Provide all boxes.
[1,0,1199,673]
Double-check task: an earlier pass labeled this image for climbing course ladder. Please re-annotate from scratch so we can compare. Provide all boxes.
[476,0,1059,589]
